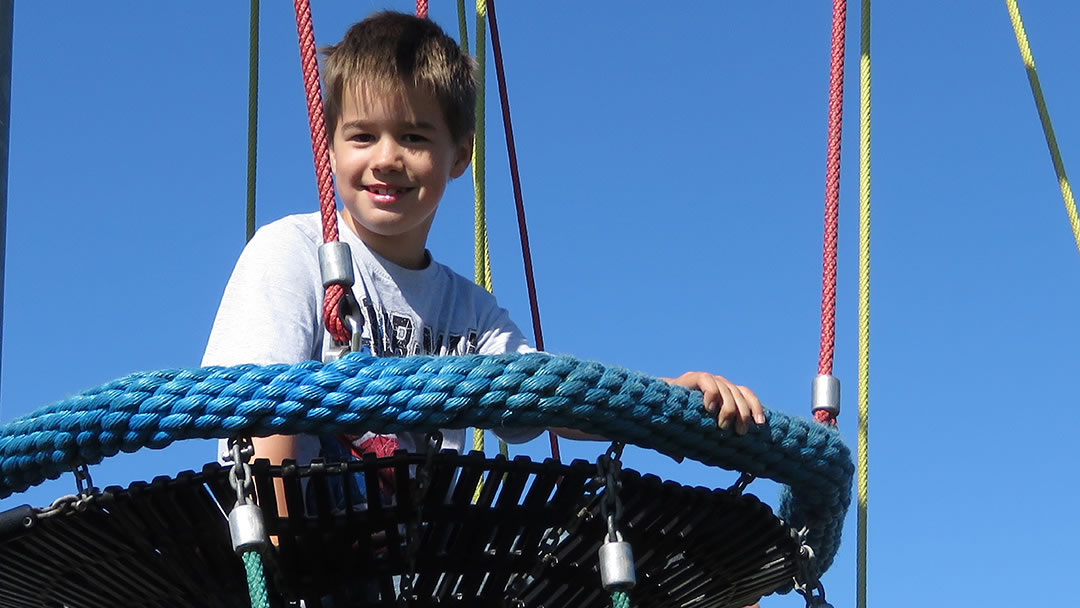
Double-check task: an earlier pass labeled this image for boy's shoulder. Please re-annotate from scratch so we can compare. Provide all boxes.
[250,212,323,248]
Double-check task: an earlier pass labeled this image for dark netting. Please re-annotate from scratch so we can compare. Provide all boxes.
[0,452,798,607]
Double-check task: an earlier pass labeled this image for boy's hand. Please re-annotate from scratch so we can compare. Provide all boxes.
[660,372,765,435]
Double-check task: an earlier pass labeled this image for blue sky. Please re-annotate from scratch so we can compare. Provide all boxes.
[2,1,1079,606]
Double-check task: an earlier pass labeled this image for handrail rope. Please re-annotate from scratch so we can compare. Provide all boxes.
[292,0,349,344]
[0,352,853,574]
[815,0,848,426]
[485,0,561,461]
[857,0,871,606]
[416,0,428,20]
[1005,0,1080,256]
[246,0,259,243]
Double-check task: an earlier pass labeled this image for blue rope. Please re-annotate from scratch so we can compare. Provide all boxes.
[0,352,852,574]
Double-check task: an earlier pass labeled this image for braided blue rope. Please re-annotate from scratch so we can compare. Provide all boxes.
[0,352,852,573]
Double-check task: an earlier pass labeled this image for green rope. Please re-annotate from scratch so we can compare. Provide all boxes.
[456,0,469,53]
[246,0,259,242]
[241,549,270,608]
[611,590,630,608]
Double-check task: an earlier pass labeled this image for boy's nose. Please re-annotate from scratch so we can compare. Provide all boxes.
[371,138,404,172]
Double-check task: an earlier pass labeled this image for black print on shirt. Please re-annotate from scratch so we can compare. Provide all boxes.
[359,297,478,356]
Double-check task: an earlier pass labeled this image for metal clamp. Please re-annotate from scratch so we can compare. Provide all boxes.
[318,241,355,288]
[596,442,635,592]
[226,436,268,555]
[811,374,841,417]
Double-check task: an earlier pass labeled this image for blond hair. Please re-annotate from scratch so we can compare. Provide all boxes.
[321,11,476,143]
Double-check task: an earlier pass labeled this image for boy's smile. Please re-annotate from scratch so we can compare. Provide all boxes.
[330,83,472,269]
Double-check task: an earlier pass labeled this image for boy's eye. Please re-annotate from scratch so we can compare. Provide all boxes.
[402,133,428,144]
[349,133,375,144]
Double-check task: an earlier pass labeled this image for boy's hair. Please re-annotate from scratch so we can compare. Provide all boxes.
[321,12,476,143]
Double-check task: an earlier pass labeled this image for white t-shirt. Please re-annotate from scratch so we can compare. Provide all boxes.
[204,212,541,460]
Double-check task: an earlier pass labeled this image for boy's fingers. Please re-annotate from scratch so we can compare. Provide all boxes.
[728,382,751,435]
[713,380,738,430]
[737,385,767,425]
[699,375,721,414]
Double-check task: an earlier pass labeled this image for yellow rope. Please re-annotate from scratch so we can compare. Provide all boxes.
[463,0,501,476]
[1005,0,1080,256]
[857,1,870,607]
[473,0,492,295]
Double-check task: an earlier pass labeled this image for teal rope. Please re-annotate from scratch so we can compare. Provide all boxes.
[0,352,852,574]
[241,550,270,608]
[611,590,630,608]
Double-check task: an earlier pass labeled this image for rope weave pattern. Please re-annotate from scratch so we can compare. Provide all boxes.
[292,0,349,343]
[814,0,848,427]
[416,0,428,19]
[241,550,270,608]
[1005,0,1080,257]
[611,590,630,608]
[0,352,851,573]
[857,0,871,605]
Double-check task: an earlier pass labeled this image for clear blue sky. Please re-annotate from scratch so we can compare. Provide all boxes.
[2,1,1079,606]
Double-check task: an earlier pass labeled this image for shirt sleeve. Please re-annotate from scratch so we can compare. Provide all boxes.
[202,219,324,367]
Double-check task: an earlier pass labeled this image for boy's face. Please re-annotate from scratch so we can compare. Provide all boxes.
[330,83,472,269]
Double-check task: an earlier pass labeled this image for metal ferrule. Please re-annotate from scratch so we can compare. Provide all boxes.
[228,503,268,554]
[318,242,355,288]
[599,540,636,591]
[811,374,841,416]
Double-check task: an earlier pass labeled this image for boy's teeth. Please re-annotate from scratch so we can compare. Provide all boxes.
[369,186,403,195]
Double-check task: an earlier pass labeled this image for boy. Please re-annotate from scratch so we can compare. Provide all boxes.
[203,11,764,479]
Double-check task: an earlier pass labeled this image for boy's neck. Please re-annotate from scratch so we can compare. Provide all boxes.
[340,210,432,270]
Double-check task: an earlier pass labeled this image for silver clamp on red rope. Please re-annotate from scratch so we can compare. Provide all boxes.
[811,374,841,418]
[319,241,367,356]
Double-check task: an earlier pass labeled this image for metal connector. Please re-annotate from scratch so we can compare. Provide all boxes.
[318,241,355,288]
[810,374,840,416]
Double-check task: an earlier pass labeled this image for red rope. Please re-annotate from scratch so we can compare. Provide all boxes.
[486,0,559,460]
[293,0,349,343]
[815,0,848,426]
[416,0,428,19]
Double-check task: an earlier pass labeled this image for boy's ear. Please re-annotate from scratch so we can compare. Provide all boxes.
[328,144,337,174]
[449,134,474,179]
